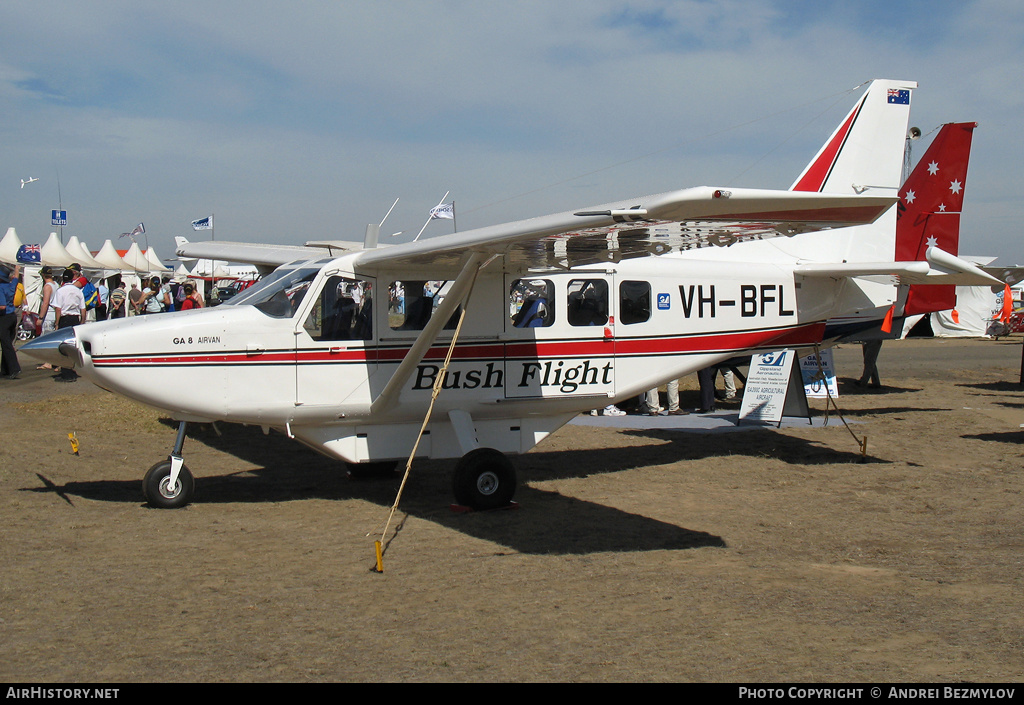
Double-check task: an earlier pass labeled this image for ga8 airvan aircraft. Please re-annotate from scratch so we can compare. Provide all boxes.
[23,79,1001,510]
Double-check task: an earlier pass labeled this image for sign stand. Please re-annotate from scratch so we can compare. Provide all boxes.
[738,349,812,427]
[779,362,812,426]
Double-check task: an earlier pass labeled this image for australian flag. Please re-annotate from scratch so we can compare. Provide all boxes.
[16,244,40,264]
[887,89,910,105]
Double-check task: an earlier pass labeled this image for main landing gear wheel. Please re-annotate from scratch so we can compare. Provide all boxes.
[143,460,195,509]
[452,448,516,511]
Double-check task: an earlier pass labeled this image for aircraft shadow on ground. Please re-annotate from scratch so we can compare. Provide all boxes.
[961,431,1024,445]
[837,379,922,395]
[27,422,727,555]
[809,405,953,418]
[957,381,1024,393]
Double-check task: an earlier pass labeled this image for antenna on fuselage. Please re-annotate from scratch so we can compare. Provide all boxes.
[364,197,400,249]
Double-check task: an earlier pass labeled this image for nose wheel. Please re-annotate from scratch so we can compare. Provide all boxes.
[143,459,195,508]
[143,421,195,509]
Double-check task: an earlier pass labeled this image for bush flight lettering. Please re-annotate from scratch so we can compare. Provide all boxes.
[412,359,613,394]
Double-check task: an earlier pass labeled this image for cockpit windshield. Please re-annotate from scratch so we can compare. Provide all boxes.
[227,261,328,318]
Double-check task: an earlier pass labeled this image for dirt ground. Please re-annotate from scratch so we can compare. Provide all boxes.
[2,336,1023,683]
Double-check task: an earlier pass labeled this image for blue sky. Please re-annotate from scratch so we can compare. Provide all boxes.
[2,1,1022,263]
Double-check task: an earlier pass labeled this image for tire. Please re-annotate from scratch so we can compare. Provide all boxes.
[452,448,516,510]
[143,460,195,509]
[345,460,399,480]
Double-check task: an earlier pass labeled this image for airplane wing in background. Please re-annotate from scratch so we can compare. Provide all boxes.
[979,265,1024,287]
[174,241,339,274]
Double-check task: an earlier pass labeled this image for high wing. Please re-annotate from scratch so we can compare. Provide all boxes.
[353,186,893,273]
[178,186,895,274]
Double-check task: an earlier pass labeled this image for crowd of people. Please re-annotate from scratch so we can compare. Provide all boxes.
[0,263,208,384]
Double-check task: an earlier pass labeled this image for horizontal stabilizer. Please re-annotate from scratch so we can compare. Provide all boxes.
[795,261,930,280]
[980,265,1024,287]
[920,246,1004,286]
[795,247,1004,286]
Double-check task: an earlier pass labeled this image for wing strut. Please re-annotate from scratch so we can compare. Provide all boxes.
[370,251,488,416]
[372,252,487,572]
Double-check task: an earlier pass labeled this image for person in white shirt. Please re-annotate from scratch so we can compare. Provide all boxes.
[52,272,87,382]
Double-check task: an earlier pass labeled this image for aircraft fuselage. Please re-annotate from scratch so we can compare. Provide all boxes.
[34,254,843,463]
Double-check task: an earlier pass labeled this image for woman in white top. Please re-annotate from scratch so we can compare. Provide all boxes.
[141,277,164,314]
[35,266,59,369]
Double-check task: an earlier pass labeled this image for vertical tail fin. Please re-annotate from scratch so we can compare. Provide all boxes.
[787,79,916,265]
[792,79,916,195]
[898,122,977,315]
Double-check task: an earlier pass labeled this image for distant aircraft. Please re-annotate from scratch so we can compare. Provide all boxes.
[22,79,1004,511]
[20,177,38,188]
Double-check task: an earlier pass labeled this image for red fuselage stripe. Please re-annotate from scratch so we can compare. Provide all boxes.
[90,323,826,367]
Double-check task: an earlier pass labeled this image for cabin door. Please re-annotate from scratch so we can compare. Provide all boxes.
[294,274,378,408]
[503,275,616,401]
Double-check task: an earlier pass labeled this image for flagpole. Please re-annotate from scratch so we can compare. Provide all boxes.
[56,167,63,244]
[413,191,450,242]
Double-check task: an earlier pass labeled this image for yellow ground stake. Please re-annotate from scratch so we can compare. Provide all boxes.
[68,432,79,456]
[372,262,484,573]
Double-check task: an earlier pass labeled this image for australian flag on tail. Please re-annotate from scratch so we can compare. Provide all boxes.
[887,89,910,105]
[16,244,40,264]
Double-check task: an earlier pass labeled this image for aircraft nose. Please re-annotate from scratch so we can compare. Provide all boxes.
[21,328,79,368]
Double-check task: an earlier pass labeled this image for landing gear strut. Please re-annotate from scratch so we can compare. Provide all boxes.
[143,421,195,509]
[452,448,517,510]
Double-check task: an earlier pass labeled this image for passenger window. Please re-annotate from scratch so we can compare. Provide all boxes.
[303,276,373,341]
[566,279,608,326]
[509,279,555,328]
[388,280,460,331]
[619,280,651,325]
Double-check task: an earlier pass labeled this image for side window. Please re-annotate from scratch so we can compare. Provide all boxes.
[388,280,460,331]
[619,280,651,325]
[509,279,555,328]
[566,279,608,326]
[303,276,373,341]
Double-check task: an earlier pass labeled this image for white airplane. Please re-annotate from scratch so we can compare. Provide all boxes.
[20,177,38,188]
[23,79,1003,511]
